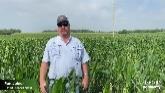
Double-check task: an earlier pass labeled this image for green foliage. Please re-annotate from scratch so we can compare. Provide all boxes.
[0,32,165,92]
[118,29,165,34]
[51,78,66,93]
[0,29,21,35]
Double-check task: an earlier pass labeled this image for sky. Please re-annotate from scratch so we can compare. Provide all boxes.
[0,0,165,32]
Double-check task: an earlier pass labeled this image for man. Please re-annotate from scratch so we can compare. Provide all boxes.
[39,15,90,93]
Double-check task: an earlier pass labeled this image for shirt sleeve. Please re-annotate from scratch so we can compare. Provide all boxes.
[42,42,50,63]
[81,44,90,64]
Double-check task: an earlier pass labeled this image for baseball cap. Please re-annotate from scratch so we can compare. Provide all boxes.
[57,15,69,24]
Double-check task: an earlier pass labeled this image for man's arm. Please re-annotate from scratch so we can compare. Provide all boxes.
[82,63,89,90]
[39,62,48,93]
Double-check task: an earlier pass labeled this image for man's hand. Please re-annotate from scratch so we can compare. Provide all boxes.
[82,63,89,91]
[40,80,47,93]
[82,76,89,90]
[39,62,48,93]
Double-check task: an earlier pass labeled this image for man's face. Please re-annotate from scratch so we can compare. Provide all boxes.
[57,21,70,37]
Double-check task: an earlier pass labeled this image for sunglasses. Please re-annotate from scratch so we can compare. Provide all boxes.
[57,21,69,27]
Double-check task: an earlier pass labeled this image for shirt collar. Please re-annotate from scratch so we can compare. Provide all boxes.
[57,35,72,45]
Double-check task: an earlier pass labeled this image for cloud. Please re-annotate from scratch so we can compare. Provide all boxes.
[0,0,164,32]
[114,0,165,30]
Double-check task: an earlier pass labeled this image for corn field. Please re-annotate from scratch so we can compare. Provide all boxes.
[0,32,165,93]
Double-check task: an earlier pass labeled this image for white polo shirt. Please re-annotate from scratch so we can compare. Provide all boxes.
[42,36,90,79]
